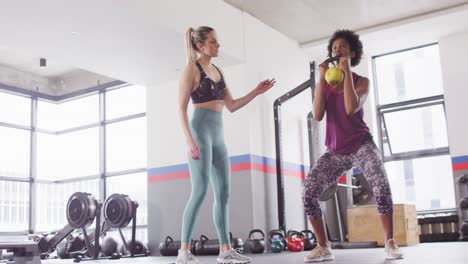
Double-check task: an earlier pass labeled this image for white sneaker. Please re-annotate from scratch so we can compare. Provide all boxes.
[176,249,200,264]
[217,249,251,264]
[385,239,404,260]
[303,242,334,262]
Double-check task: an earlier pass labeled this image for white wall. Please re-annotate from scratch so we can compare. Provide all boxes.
[241,13,311,232]
[439,32,468,158]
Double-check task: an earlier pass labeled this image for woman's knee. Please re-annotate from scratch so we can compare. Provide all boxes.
[214,183,230,205]
[190,181,210,204]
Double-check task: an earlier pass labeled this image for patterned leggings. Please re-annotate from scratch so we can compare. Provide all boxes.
[302,137,393,218]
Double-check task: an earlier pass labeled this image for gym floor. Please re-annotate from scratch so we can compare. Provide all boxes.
[44,242,468,264]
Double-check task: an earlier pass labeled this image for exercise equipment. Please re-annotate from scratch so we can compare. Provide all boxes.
[29,192,102,260]
[274,62,316,233]
[95,193,149,259]
[194,233,243,256]
[118,240,147,256]
[100,236,119,257]
[230,233,244,254]
[269,229,287,251]
[243,229,265,254]
[67,192,102,262]
[159,236,197,256]
[319,173,373,205]
[324,56,343,86]
[194,235,219,256]
[268,231,285,253]
[457,174,468,241]
[0,242,42,264]
[301,230,316,250]
[418,213,461,242]
[56,235,85,259]
[286,230,305,252]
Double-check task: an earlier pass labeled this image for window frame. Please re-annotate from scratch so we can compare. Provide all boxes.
[0,82,147,234]
[372,43,455,213]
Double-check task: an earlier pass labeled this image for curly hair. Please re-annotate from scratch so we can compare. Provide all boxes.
[327,29,363,66]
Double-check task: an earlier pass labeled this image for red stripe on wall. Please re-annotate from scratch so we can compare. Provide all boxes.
[251,163,277,174]
[149,162,307,183]
[231,162,252,172]
[283,168,306,179]
[148,171,190,183]
[453,162,468,171]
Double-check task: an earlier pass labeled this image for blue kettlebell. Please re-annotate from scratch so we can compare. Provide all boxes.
[269,230,285,253]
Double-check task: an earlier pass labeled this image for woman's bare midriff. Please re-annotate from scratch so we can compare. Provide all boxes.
[193,100,225,112]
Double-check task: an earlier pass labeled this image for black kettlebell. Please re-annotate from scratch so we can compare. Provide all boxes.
[244,229,265,254]
[301,230,317,250]
[229,232,244,254]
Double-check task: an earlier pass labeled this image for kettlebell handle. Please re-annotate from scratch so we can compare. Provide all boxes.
[301,230,315,239]
[269,230,285,240]
[165,236,173,245]
[248,229,265,240]
[288,230,304,240]
[324,55,341,64]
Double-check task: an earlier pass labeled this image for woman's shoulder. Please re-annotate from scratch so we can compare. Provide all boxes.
[352,71,368,81]
[182,62,200,77]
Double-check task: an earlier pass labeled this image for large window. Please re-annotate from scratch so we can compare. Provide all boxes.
[0,180,30,232]
[0,126,30,178]
[36,180,99,232]
[106,172,148,226]
[374,44,444,105]
[0,84,147,235]
[37,94,99,131]
[373,44,455,211]
[0,91,31,126]
[106,118,147,172]
[0,90,32,233]
[104,85,147,231]
[106,85,146,120]
[37,127,99,180]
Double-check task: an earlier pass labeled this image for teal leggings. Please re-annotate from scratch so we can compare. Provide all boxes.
[181,107,231,244]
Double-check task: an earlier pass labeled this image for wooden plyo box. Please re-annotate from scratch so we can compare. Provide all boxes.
[347,204,419,246]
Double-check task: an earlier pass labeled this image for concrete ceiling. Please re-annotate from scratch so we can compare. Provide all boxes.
[224,0,468,44]
[1,0,468,94]
[0,48,77,78]
[0,0,244,90]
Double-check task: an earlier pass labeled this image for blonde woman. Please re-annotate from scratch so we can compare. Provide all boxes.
[177,26,275,264]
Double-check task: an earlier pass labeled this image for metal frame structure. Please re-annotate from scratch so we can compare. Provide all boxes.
[274,62,315,232]
[0,80,147,235]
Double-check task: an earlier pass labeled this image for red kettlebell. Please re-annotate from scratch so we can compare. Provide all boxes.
[287,230,305,252]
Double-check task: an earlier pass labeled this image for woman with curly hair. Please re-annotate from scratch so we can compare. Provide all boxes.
[302,29,403,262]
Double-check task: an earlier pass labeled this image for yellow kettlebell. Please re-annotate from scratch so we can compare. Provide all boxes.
[325,66,344,86]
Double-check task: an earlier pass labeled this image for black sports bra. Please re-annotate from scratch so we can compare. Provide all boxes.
[191,62,226,104]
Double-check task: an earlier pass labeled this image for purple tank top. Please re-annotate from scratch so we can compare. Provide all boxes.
[324,72,370,155]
